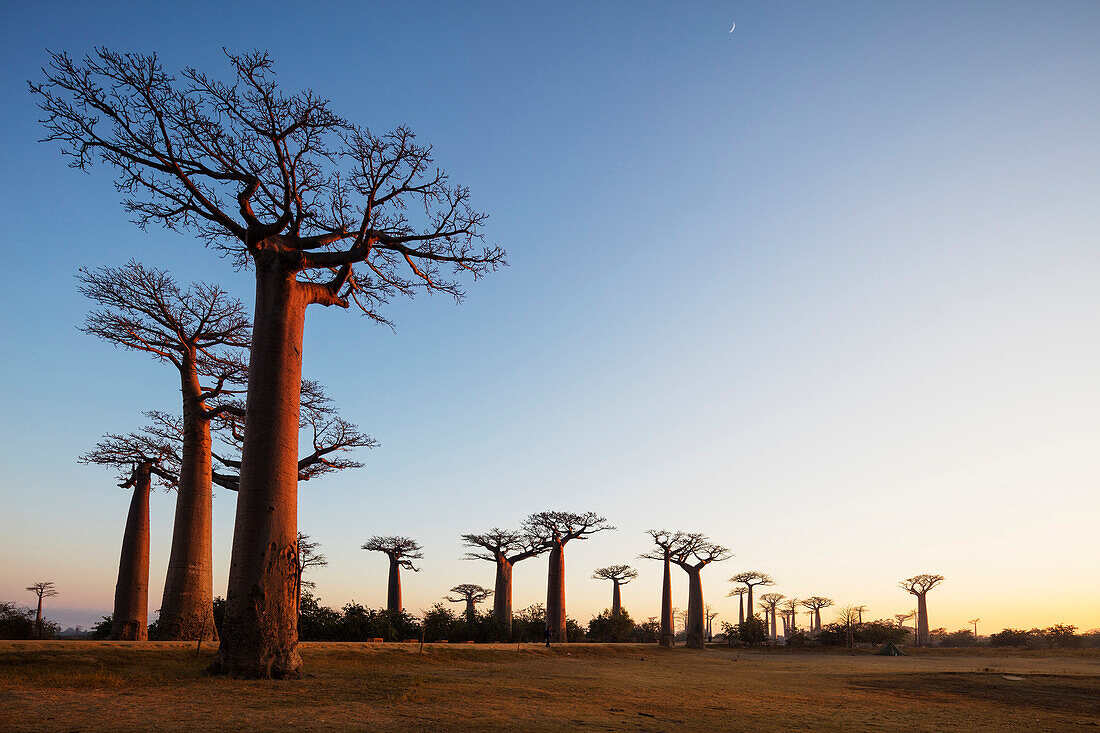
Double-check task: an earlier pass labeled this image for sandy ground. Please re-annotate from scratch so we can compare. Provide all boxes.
[1,641,1098,731]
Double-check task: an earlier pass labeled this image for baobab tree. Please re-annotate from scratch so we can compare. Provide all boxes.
[362,537,423,613]
[759,593,785,640]
[461,528,548,637]
[81,429,176,640]
[781,597,800,634]
[801,596,834,634]
[34,49,505,678]
[294,533,327,618]
[640,529,688,647]
[835,605,860,647]
[894,610,916,640]
[705,605,719,642]
[899,574,945,647]
[523,512,614,642]
[592,565,638,617]
[728,571,775,618]
[446,584,493,622]
[970,618,981,636]
[25,582,59,639]
[854,604,869,625]
[79,262,250,640]
[727,586,748,625]
[671,533,732,649]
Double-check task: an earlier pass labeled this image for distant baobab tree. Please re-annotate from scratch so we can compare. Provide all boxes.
[758,593,785,640]
[899,574,944,646]
[79,262,249,640]
[671,533,732,649]
[461,528,548,637]
[361,536,423,613]
[641,530,688,647]
[727,586,748,624]
[728,571,775,618]
[523,511,614,642]
[705,605,719,642]
[34,49,504,678]
[801,597,834,634]
[592,565,638,617]
[835,605,860,647]
[781,597,800,635]
[854,604,868,625]
[894,610,916,636]
[294,533,327,618]
[81,430,176,640]
[25,582,59,639]
[447,584,493,622]
[970,618,981,636]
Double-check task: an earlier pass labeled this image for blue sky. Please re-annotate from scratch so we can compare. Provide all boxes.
[1,1,1098,632]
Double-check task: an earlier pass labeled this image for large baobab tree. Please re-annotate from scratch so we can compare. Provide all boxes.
[801,596,834,634]
[461,528,547,637]
[759,593,785,640]
[294,533,327,617]
[25,582,59,639]
[362,536,423,613]
[447,584,493,622]
[81,429,175,640]
[671,534,732,650]
[523,512,614,642]
[727,586,748,625]
[592,565,638,617]
[34,49,504,678]
[728,571,774,619]
[640,530,688,648]
[79,262,249,640]
[899,574,944,647]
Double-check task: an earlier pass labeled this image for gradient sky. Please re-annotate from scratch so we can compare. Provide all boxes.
[1,1,1097,634]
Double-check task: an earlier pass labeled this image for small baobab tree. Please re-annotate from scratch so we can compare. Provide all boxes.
[835,605,860,647]
[728,571,775,619]
[34,49,505,678]
[523,511,615,642]
[970,617,981,636]
[592,565,638,617]
[641,529,690,647]
[81,429,176,640]
[362,537,423,613]
[758,593,785,640]
[899,574,944,647]
[79,262,250,640]
[727,586,748,625]
[294,533,327,618]
[461,528,548,637]
[447,584,493,622]
[25,582,59,639]
[781,597,800,635]
[801,596,834,634]
[705,605,719,642]
[671,533,732,649]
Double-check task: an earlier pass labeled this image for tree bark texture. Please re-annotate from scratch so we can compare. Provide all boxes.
[215,258,306,679]
[387,556,402,613]
[111,464,151,641]
[685,568,705,649]
[159,360,217,641]
[814,608,822,634]
[917,593,929,646]
[546,541,566,642]
[611,581,622,617]
[770,609,777,639]
[493,558,513,637]
[659,557,673,647]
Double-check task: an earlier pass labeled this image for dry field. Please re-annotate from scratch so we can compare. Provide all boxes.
[1,641,1098,731]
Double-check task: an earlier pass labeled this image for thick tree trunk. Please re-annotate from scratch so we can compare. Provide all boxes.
[159,362,216,641]
[493,558,513,637]
[214,258,306,679]
[746,586,754,618]
[387,556,402,613]
[611,581,622,617]
[917,593,929,646]
[780,614,787,637]
[659,556,673,647]
[770,609,777,639]
[685,568,705,649]
[111,464,151,641]
[34,597,43,637]
[545,541,566,642]
[814,608,822,634]
[738,594,744,624]
[465,598,475,620]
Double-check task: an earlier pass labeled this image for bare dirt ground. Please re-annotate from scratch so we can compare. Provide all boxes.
[1,641,1098,731]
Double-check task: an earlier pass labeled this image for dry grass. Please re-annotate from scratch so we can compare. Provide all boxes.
[1,642,1098,731]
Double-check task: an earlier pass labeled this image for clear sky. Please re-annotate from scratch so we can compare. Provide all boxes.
[1,1,1097,634]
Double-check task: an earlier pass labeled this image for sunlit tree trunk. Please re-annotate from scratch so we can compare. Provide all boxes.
[917,594,929,646]
[685,568,704,649]
[770,609,777,639]
[494,558,514,636]
[387,556,403,613]
[215,258,305,678]
[546,541,566,641]
[111,463,151,641]
[611,581,622,617]
[814,608,822,634]
[159,360,216,641]
[660,557,674,647]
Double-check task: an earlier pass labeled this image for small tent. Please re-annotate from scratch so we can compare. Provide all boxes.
[876,642,906,656]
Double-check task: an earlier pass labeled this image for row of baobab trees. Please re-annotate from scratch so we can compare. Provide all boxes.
[29,47,944,677]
